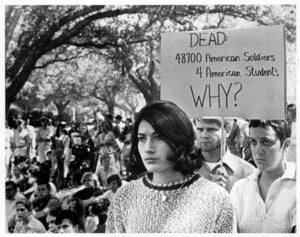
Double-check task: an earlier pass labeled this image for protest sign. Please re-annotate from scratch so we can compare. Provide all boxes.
[161,25,286,119]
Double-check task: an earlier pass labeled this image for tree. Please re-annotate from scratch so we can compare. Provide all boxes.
[6,5,296,114]
[5,5,150,113]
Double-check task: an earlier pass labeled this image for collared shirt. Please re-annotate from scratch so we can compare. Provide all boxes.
[196,150,255,192]
[230,162,296,233]
[14,215,46,233]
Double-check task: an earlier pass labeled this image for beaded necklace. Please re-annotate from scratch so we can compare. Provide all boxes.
[143,173,199,202]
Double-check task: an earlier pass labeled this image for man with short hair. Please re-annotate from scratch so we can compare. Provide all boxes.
[32,177,60,228]
[99,174,123,202]
[194,118,255,192]
[95,153,118,188]
[46,207,62,233]
[13,198,46,233]
[55,210,80,233]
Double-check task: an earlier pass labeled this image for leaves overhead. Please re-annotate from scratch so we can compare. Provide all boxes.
[6,4,296,117]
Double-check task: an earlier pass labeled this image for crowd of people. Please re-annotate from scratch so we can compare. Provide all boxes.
[5,113,133,233]
[5,101,296,233]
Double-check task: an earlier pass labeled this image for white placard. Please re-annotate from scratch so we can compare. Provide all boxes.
[161,25,286,119]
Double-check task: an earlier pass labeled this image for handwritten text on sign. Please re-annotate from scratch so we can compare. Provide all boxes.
[160,25,286,119]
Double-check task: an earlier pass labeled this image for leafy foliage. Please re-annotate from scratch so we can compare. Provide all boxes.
[6,5,296,118]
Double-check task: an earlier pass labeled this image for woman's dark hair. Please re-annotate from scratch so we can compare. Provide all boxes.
[249,120,291,146]
[129,100,198,175]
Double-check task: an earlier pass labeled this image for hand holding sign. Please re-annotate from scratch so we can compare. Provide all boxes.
[212,167,229,189]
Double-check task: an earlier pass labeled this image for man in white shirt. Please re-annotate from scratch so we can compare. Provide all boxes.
[194,118,255,192]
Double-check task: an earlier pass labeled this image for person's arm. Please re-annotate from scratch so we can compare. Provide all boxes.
[23,184,35,196]
[83,196,97,206]
[211,167,229,190]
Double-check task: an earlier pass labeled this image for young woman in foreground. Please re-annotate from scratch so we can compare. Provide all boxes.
[230,120,296,233]
[106,100,234,233]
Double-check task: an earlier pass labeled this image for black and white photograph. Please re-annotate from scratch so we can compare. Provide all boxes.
[4,3,297,233]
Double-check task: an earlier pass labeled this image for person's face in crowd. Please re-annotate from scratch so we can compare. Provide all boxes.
[54,120,60,127]
[41,119,47,127]
[110,180,119,193]
[37,184,50,198]
[287,110,296,122]
[101,122,109,133]
[17,120,25,131]
[46,214,58,233]
[15,203,30,222]
[83,175,94,187]
[6,184,16,200]
[80,124,88,135]
[138,120,174,174]
[57,219,78,233]
[12,166,21,177]
[115,118,121,125]
[249,126,284,172]
[195,120,222,153]
[102,157,110,168]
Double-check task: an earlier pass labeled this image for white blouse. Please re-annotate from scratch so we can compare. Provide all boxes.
[230,162,296,233]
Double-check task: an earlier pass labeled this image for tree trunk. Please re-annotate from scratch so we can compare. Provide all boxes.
[107,103,115,116]
[143,86,160,104]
